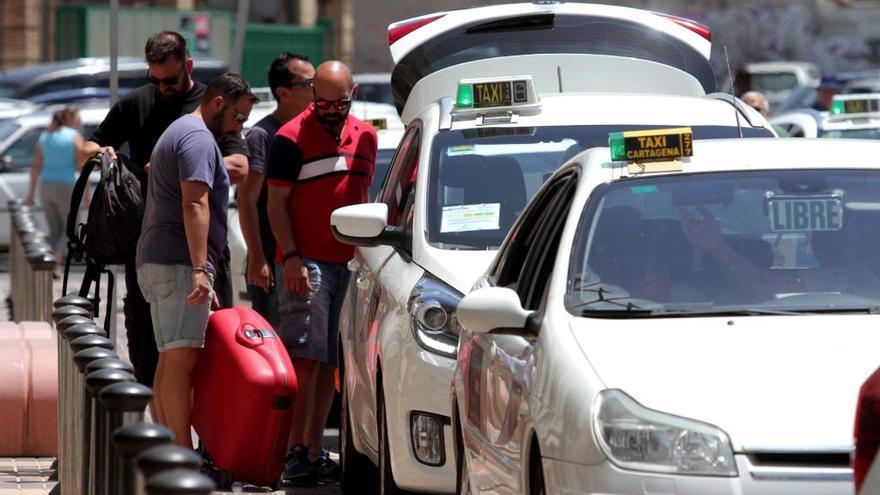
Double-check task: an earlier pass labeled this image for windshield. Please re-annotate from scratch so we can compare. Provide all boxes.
[750,73,799,93]
[820,128,880,140]
[358,82,394,106]
[567,170,880,316]
[0,120,20,142]
[0,81,19,99]
[428,125,773,250]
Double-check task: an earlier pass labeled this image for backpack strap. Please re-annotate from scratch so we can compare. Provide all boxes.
[67,155,101,245]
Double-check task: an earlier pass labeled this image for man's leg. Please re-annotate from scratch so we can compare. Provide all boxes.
[125,261,159,386]
[214,245,234,309]
[160,347,201,448]
[288,358,317,449]
[152,352,167,425]
[307,363,337,458]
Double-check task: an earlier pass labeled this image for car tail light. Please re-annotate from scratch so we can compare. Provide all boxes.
[656,13,712,42]
[855,367,880,493]
[388,13,446,45]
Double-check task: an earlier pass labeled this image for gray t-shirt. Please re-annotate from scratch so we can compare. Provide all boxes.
[136,114,229,275]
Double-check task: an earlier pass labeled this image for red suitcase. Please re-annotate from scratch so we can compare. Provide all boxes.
[192,307,297,487]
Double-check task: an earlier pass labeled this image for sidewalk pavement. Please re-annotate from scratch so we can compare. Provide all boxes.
[0,263,343,494]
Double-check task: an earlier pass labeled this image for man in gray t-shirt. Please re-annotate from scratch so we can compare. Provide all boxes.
[136,73,256,449]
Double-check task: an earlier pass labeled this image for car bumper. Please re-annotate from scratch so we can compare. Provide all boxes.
[543,455,852,494]
[382,333,457,493]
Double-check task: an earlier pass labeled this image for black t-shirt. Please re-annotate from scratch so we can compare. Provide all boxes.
[244,114,283,264]
[90,82,248,185]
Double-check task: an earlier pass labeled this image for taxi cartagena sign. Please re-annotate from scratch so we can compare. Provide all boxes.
[609,127,693,162]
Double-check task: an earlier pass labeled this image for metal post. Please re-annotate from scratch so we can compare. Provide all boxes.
[109,0,119,105]
[69,336,114,495]
[64,324,107,495]
[29,250,55,322]
[136,445,203,487]
[145,469,215,495]
[86,368,134,495]
[230,0,250,74]
[54,295,93,311]
[73,347,118,495]
[112,423,173,495]
[101,382,154,495]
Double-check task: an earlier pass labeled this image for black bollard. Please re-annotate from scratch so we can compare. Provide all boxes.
[101,381,154,495]
[52,304,92,325]
[145,468,215,495]
[72,347,119,493]
[136,445,203,482]
[86,368,135,495]
[54,294,93,311]
[87,357,135,376]
[57,314,94,334]
[112,423,174,495]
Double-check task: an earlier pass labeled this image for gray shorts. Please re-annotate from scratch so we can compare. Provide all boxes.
[137,263,213,352]
[275,258,350,366]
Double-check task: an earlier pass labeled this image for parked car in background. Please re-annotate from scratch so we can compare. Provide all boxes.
[0,103,108,248]
[0,98,38,121]
[772,93,880,139]
[742,61,821,112]
[354,73,394,106]
[0,56,228,101]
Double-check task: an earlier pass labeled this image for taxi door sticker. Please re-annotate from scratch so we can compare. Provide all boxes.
[441,203,501,233]
[769,198,843,232]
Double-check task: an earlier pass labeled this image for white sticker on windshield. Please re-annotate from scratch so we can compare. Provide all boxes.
[441,203,501,233]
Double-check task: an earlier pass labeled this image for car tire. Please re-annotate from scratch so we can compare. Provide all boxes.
[340,358,377,494]
[379,389,415,495]
[530,457,545,495]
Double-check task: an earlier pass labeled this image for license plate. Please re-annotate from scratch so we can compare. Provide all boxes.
[472,80,528,108]
[769,198,843,232]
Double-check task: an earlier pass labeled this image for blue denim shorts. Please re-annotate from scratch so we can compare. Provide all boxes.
[137,263,212,352]
[275,258,351,366]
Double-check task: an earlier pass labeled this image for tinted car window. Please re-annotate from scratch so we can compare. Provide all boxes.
[392,13,716,112]
[371,148,395,200]
[4,127,44,170]
[25,76,94,99]
[427,125,773,250]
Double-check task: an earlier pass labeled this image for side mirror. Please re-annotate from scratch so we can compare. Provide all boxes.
[457,287,535,336]
[331,203,404,247]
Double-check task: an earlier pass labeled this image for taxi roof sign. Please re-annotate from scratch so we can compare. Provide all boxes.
[830,94,880,116]
[365,118,388,130]
[609,127,693,163]
[453,75,540,113]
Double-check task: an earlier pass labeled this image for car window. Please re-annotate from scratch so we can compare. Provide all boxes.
[427,124,774,251]
[0,81,19,99]
[371,148,395,201]
[820,128,880,140]
[3,127,44,170]
[750,72,799,93]
[25,76,94,99]
[567,169,880,316]
[0,120,20,142]
[357,82,395,106]
[379,126,420,226]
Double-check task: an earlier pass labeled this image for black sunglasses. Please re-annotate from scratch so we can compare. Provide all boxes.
[223,102,248,124]
[289,78,313,89]
[147,65,185,86]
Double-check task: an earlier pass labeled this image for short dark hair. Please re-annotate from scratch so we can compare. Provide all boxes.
[268,52,311,101]
[202,72,258,105]
[145,31,189,65]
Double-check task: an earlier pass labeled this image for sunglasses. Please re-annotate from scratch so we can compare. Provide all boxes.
[313,89,353,111]
[147,65,185,86]
[223,102,248,124]
[289,78,313,89]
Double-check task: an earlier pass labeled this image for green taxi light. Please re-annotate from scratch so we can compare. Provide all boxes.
[830,100,845,115]
[456,84,474,108]
[609,132,626,162]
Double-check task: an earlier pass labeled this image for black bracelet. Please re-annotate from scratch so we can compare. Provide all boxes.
[192,266,209,275]
[282,250,300,262]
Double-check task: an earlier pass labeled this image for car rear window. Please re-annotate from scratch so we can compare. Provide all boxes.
[392,13,716,112]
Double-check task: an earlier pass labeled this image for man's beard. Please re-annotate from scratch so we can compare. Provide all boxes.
[316,110,348,135]
[156,73,190,102]
[208,110,226,139]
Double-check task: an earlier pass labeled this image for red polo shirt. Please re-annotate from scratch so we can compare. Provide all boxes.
[266,106,378,264]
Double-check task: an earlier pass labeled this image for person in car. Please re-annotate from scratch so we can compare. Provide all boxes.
[266,60,377,486]
[241,52,315,328]
[25,106,84,269]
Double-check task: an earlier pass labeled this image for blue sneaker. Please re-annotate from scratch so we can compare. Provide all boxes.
[314,448,340,481]
[281,444,318,486]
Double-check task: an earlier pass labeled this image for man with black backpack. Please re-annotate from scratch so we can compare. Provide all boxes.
[81,31,249,388]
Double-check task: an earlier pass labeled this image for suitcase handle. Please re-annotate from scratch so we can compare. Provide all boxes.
[236,324,265,349]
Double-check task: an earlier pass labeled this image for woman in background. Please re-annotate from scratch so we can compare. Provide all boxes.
[25,106,84,271]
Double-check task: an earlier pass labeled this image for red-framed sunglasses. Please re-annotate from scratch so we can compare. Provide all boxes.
[313,89,353,111]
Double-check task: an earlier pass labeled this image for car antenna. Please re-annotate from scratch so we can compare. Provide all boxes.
[724,46,744,138]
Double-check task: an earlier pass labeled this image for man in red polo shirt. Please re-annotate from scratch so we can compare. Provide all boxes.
[266,60,377,486]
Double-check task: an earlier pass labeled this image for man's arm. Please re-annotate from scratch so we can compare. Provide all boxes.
[182,180,213,305]
[265,134,308,293]
[24,143,43,205]
[81,98,130,165]
[240,128,271,291]
[219,134,250,185]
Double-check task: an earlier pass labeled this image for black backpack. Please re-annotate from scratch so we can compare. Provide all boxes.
[63,153,144,329]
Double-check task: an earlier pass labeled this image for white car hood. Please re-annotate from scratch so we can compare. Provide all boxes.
[417,248,497,294]
[570,314,880,452]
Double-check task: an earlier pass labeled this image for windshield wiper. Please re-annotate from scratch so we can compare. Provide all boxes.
[580,306,806,318]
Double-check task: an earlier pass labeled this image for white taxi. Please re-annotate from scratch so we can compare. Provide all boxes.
[771,93,880,139]
[329,73,777,495]
[453,132,878,494]
[330,3,775,493]
[855,367,880,495]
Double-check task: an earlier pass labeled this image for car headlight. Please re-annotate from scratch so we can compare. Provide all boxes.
[407,273,462,359]
[593,389,737,477]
